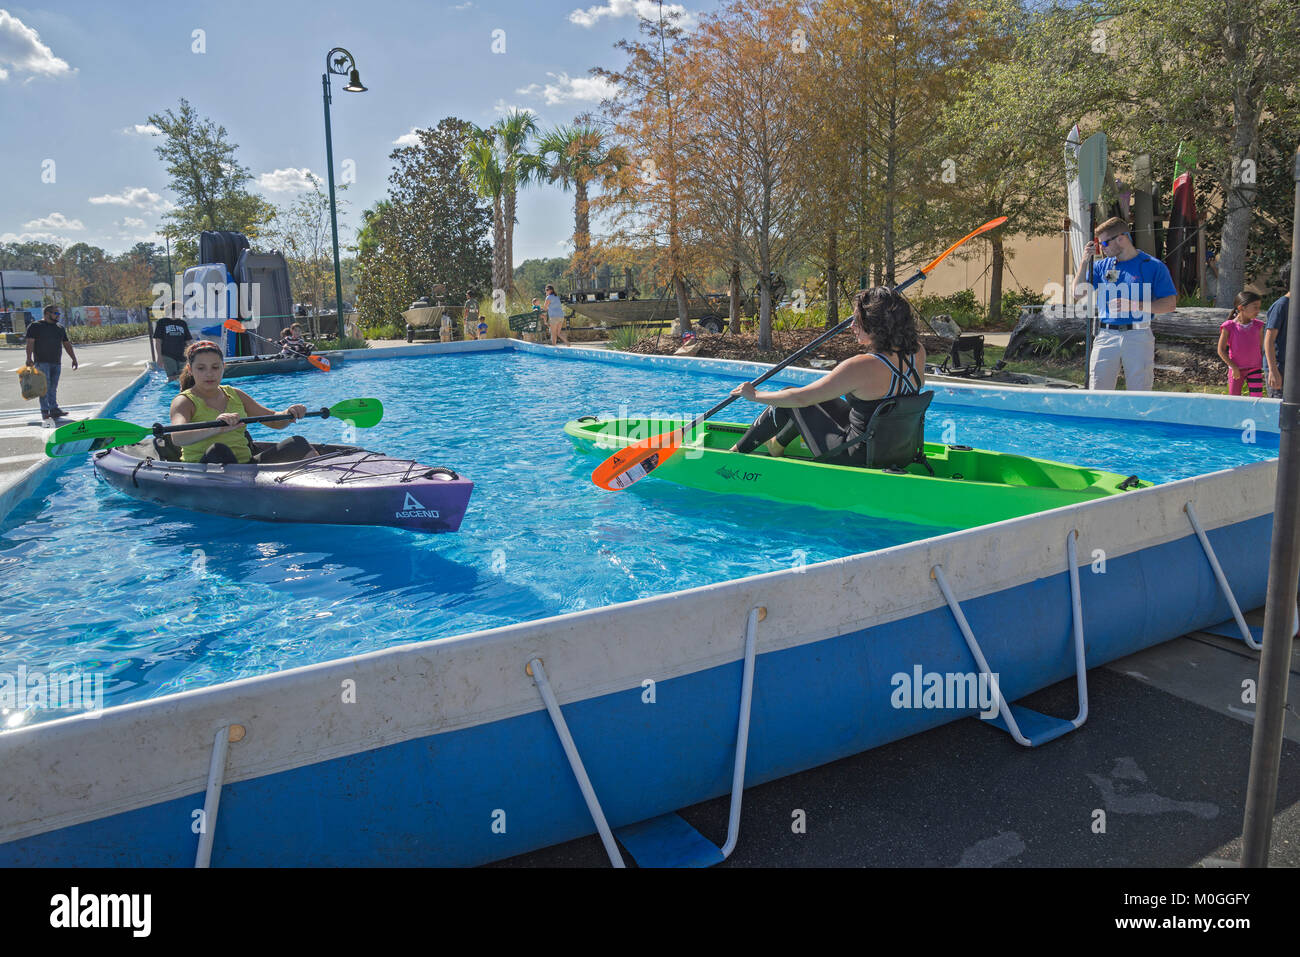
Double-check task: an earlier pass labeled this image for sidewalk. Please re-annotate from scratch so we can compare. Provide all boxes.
[0,336,153,485]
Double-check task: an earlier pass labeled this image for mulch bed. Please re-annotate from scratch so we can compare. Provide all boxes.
[624,326,1234,391]
[626,327,866,365]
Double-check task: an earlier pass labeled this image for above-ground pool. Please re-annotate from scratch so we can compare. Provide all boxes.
[0,349,1278,726]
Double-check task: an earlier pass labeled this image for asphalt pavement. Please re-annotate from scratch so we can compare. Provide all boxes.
[0,336,153,482]
[495,623,1300,868]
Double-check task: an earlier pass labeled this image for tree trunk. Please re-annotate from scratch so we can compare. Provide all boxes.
[504,186,517,297]
[883,100,898,285]
[574,177,591,279]
[492,195,506,297]
[1215,62,1260,307]
[758,274,773,351]
[673,272,691,337]
[729,261,741,335]
[826,228,839,330]
[988,232,1005,326]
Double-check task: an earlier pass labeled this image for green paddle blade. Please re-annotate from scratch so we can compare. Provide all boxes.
[330,397,383,429]
[44,418,150,457]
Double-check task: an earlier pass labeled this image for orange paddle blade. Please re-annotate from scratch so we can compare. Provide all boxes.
[591,427,687,491]
[222,318,246,333]
[308,355,331,372]
[919,216,1008,276]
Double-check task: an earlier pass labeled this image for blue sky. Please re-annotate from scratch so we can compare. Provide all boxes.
[0,0,701,264]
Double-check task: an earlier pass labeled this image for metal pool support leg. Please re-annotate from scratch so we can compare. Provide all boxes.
[527,606,764,868]
[527,656,626,868]
[931,536,1088,747]
[1185,501,1265,651]
[195,723,245,868]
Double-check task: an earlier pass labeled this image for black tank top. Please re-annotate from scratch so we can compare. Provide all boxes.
[846,352,924,441]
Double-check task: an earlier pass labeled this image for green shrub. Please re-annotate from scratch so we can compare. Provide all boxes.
[363,322,404,340]
[1000,286,1046,318]
[66,323,148,344]
[773,305,825,331]
[913,290,983,327]
[315,335,369,350]
[608,325,644,351]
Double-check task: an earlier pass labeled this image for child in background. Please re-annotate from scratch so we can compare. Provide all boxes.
[1216,291,1265,396]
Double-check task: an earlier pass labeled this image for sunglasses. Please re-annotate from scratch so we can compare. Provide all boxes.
[1099,233,1129,247]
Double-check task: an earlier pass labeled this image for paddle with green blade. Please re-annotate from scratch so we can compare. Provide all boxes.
[590,217,1009,491]
[44,397,384,457]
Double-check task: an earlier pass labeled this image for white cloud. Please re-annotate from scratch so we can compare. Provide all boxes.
[122,123,162,136]
[453,1,474,8]
[22,212,84,231]
[88,186,164,209]
[120,217,147,229]
[568,0,693,29]
[518,72,618,106]
[257,167,322,192]
[393,128,422,147]
[490,100,535,118]
[0,10,75,82]
[0,230,64,244]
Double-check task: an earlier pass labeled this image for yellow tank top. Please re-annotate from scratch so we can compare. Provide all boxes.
[179,385,252,463]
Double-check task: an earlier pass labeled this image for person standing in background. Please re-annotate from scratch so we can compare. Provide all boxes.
[152,300,193,381]
[1215,292,1265,397]
[25,305,78,420]
[544,284,569,346]
[463,291,479,340]
[1072,216,1178,390]
[1265,261,1291,399]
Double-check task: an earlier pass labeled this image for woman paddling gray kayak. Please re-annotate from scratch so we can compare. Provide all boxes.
[60,341,476,532]
[170,340,316,464]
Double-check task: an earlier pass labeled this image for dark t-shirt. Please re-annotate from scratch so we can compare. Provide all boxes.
[26,320,68,364]
[153,318,194,359]
[1266,295,1290,375]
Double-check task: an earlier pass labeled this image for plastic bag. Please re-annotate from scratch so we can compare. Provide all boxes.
[18,365,47,400]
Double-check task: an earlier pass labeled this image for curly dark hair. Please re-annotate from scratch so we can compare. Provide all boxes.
[851,286,919,355]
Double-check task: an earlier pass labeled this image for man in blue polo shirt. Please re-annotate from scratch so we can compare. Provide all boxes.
[1072,216,1178,390]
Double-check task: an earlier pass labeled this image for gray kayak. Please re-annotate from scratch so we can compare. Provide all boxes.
[93,441,472,533]
[220,354,343,378]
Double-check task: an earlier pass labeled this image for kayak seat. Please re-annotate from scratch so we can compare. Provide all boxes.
[152,435,183,462]
[816,391,935,475]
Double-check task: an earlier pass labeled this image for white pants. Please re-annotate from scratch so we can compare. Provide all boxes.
[1089,326,1155,391]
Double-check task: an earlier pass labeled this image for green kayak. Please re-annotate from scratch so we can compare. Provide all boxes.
[564,416,1152,528]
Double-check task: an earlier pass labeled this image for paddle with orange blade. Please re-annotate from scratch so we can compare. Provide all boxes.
[222,319,332,371]
[590,217,1009,491]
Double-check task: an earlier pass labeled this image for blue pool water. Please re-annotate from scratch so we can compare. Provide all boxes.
[0,350,1278,725]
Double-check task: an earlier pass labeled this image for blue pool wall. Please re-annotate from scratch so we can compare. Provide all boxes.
[0,443,1278,865]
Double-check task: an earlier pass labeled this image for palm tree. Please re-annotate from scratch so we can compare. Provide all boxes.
[532,124,630,284]
[460,131,507,297]
[492,110,538,297]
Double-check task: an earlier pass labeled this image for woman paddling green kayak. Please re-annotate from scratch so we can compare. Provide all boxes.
[169,340,315,464]
[729,286,930,470]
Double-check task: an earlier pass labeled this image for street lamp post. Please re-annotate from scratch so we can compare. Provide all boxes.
[322,47,367,336]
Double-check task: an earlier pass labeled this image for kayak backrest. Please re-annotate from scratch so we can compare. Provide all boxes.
[828,391,935,473]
